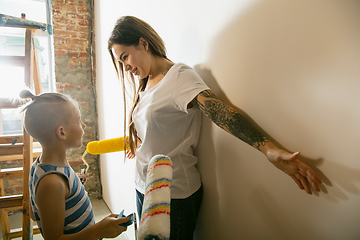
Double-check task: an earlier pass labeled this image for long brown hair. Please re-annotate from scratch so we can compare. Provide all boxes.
[108,16,168,156]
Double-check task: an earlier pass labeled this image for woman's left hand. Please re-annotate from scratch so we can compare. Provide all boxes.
[264,144,322,194]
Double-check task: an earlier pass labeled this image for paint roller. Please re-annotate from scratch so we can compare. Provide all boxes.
[86,136,131,155]
[138,154,173,240]
[80,137,131,183]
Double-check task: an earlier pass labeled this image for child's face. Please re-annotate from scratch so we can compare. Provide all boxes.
[65,103,86,148]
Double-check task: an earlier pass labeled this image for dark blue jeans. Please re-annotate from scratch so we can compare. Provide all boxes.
[136,185,203,240]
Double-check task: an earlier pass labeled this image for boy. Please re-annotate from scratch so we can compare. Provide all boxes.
[21,90,129,239]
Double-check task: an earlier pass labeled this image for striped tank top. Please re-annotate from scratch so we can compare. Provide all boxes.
[29,157,95,235]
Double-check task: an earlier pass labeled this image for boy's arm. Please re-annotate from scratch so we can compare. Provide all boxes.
[194,89,322,194]
[35,173,69,240]
[36,173,129,240]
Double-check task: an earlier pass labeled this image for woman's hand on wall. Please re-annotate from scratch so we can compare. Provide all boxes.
[260,142,322,194]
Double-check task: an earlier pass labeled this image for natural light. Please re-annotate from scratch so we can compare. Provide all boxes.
[0,0,54,135]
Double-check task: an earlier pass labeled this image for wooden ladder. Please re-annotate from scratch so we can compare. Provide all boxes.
[0,26,43,239]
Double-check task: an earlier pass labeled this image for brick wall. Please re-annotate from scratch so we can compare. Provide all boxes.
[1,0,100,200]
[52,0,101,198]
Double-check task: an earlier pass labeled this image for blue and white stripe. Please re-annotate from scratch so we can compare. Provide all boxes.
[29,158,95,236]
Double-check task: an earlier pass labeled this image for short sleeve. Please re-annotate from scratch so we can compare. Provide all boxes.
[174,64,210,113]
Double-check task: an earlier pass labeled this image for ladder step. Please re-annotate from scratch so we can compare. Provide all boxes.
[0,135,40,145]
[0,144,24,156]
[0,167,23,179]
[0,135,24,145]
[0,195,23,209]
[8,227,41,238]
[0,148,41,162]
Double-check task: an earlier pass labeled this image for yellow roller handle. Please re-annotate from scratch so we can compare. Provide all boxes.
[86,136,130,155]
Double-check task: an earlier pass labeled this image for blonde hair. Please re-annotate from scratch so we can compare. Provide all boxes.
[20,90,77,144]
[108,16,168,156]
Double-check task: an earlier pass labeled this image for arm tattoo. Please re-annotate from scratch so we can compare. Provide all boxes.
[195,90,268,150]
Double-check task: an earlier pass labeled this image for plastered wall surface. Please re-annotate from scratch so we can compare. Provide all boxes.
[95,0,360,239]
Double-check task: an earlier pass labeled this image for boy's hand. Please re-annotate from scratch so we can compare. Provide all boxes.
[96,214,129,238]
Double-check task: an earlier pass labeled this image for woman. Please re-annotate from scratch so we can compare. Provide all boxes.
[108,16,322,240]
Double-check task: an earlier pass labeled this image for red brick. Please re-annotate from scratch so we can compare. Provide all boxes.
[65,19,77,26]
[53,30,67,37]
[69,52,80,57]
[79,20,88,27]
[61,44,78,51]
[69,160,85,167]
[53,17,68,25]
[70,58,79,63]
[66,25,81,32]
[79,32,88,39]
[82,14,90,21]
[53,9,61,16]
[78,46,87,52]
[53,36,65,45]
[77,7,88,14]
[79,2,87,7]
[67,12,79,19]
[76,13,89,21]
[63,30,78,38]
[66,0,77,5]
[80,26,89,32]
[79,52,88,58]
[52,3,62,10]
[66,38,83,45]
[53,22,66,31]
[55,50,66,56]
[61,5,76,12]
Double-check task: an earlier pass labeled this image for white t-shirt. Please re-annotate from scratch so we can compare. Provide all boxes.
[134,63,210,199]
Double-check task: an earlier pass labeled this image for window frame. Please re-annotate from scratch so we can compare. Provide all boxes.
[0,0,55,135]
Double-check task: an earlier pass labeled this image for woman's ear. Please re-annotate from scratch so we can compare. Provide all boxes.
[139,37,149,51]
[56,126,66,140]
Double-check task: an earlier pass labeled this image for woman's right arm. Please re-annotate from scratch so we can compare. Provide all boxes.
[194,89,322,194]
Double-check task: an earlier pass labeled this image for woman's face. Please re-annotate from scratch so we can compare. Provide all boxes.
[111,38,152,79]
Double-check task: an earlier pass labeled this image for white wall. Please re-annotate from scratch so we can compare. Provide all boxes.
[94,1,136,239]
[95,0,360,239]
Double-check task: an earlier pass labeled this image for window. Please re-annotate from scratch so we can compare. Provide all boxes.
[0,0,54,135]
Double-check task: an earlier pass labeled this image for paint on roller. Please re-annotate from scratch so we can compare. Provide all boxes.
[144,178,172,197]
[140,202,171,224]
[147,156,173,174]
[86,136,130,155]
